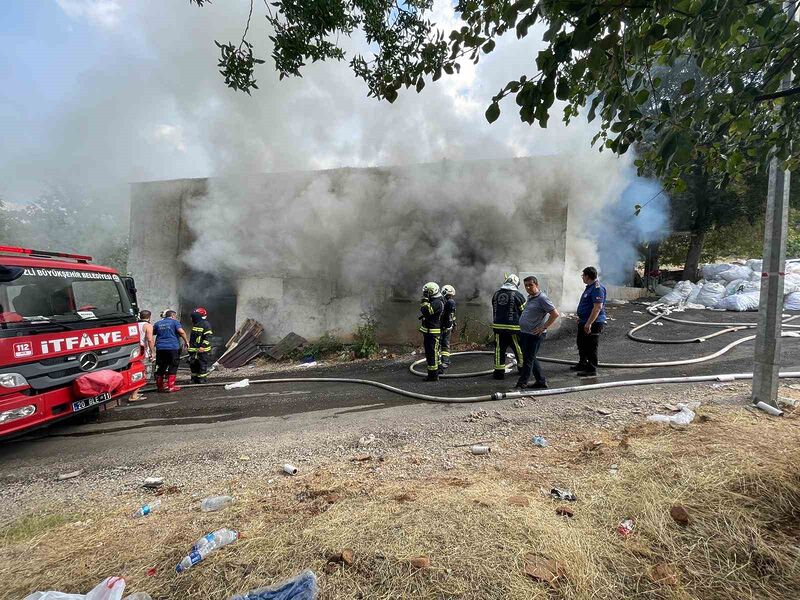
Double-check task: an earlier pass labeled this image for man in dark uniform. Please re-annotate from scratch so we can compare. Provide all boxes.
[491,274,526,380]
[153,310,189,393]
[439,285,456,369]
[188,307,214,384]
[419,282,444,382]
[573,266,607,376]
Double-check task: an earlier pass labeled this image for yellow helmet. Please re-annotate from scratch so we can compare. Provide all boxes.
[422,282,440,297]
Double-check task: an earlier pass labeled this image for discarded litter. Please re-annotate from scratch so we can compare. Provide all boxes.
[531,435,549,447]
[142,477,163,489]
[224,379,250,390]
[647,402,699,428]
[177,528,239,573]
[283,463,299,475]
[200,495,234,512]
[632,310,643,314]
[298,361,318,368]
[23,576,126,600]
[754,401,784,417]
[133,499,161,518]
[124,594,153,600]
[470,445,491,455]
[617,518,635,537]
[57,470,83,481]
[230,569,318,600]
[550,488,577,502]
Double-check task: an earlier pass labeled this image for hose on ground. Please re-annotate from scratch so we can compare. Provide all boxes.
[409,332,800,376]
[143,370,800,403]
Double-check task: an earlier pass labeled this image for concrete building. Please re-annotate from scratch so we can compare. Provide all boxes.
[128,158,580,346]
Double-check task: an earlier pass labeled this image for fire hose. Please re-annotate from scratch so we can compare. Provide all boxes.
[139,306,800,403]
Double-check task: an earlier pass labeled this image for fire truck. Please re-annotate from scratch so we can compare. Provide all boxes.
[0,246,146,438]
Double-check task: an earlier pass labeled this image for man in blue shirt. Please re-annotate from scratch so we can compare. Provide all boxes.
[153,309,189,393]
[573,266,606,377]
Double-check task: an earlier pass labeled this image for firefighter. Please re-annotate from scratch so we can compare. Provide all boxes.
[188,307,214,383]
[491,273,526,380]
[439,284,456,369]
[153,310,189,393]
[419,282,444,382]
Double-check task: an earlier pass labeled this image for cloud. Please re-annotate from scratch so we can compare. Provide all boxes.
[55,0,122,28]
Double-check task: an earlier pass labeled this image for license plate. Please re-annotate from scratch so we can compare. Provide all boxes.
[72,392,112,413]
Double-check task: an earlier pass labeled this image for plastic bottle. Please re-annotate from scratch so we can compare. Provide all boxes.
[133,499,161,518]
[176,528,239,573]
[200,495,234,512]
[191,527,239,552]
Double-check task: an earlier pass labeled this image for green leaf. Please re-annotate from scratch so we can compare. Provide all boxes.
[680,79,695,95]
[556,78,570,101]
[634,89,650,105]
[483,39,496,53]
[485,102,501,123]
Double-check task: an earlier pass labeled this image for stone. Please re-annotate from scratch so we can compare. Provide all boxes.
[555,506,574,517]
[670,504,690,526]
[408,556,430,569]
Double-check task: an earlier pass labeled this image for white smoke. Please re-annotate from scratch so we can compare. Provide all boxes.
[1,0,668,321]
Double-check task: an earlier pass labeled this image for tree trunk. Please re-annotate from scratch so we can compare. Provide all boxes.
[683,231,706,281]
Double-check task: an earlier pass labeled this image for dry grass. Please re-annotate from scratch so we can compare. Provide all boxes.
[2,405,800,599]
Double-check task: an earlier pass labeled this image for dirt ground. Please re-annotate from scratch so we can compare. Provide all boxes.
[2,382,800,599]
[2,303,800,599]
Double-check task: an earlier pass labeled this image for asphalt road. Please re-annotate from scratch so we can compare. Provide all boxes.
[4,302,800,444]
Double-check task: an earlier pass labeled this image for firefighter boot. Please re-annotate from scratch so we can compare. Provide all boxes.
[425,371,439,382]
[166,374,182,393]
[156,375,165,392]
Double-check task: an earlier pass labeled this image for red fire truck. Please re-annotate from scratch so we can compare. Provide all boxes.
[0,246,146,438]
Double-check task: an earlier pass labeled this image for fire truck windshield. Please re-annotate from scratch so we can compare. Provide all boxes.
[0,267,133,328]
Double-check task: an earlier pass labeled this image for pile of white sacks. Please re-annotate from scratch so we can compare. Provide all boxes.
[658,259,800,311]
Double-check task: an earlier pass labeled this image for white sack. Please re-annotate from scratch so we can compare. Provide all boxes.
[24,578,125,600]
[695,282,726,307]
[701,263,733,279]
[785,292,800,311]
[717,292,760,311]
[718,265,753,282]
[660,280,694,305]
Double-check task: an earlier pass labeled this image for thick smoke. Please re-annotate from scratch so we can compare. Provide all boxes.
[1,1,668,320]
[184,153,633,311]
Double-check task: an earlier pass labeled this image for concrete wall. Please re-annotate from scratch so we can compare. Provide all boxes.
[129,160,575,344]
[128,178,207,317]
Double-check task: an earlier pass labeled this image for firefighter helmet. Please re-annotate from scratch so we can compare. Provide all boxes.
[441,284,456,297]
[504,273,520,288]
[422,282,440,297]
[194,307,208,317]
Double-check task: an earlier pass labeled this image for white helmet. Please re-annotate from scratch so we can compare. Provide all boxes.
[422,282,440,297]
[441,284,456,297]
[504,273,520,288]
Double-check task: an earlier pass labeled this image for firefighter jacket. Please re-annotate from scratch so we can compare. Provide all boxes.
[491,284,526,331]
[441,297,457,330]
[189,312,213,354]
[419,295,444,334]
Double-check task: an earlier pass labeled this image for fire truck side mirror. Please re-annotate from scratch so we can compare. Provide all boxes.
[120,276,139,314]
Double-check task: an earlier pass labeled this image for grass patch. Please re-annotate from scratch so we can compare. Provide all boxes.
[1,512,79,543]
[2,407,800,599]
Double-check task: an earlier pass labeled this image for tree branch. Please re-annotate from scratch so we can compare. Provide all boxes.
[754,85,800,101]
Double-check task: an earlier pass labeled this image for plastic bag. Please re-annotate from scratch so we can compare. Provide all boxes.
[718,265,753,282]
[784,273,800,294]
[701,263,732,280]
[654,283,674,297]
[230,570,318,600]
[660,280,694,305]
[686,282,703,304]
[73,370,124,398]
[24,577,126,600]
[724,279,746,296]
[647,403,699,429]
[746,259,763,272]
[785,292,800,311]
[695,282,726,307]
[716,291,760,311]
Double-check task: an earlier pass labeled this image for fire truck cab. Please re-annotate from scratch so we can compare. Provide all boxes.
[0,246,146,438]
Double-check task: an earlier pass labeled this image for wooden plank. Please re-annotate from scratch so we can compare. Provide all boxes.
[266,332,307,360]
